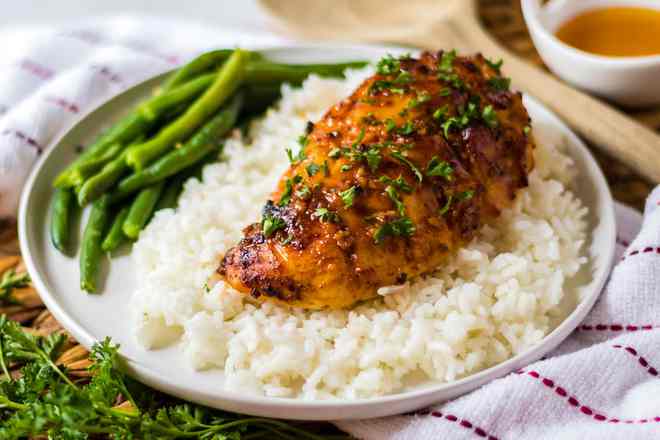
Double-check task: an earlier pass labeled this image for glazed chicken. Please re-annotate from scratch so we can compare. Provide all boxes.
[218,51,534,309]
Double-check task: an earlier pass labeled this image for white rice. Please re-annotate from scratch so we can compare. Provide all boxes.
[130,68,588,400]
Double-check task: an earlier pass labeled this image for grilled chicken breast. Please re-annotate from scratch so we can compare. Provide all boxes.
[218,51,534,309]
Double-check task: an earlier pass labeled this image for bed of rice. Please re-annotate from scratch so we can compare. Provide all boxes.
[130,68,588,400]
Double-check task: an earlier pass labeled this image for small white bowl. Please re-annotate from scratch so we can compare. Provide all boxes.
[521,0,660,108]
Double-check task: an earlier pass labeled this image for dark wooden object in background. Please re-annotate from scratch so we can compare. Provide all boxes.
[479,0,654,210]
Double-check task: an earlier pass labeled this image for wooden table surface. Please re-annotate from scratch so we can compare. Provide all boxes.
[1,1,657,435]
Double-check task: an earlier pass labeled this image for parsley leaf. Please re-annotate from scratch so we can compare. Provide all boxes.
[339,186,358,208]
[398,121,415,136]
[296,185,311,199]
[306,163,320,177]
[278,175,302,206]
[262,214,286,237]
[365,147,382,172]
[376,54,401,75]
[439,49,457,72]
[313,207,339,223]
[373,217,415,244]
[442,117,460,138]
[391,151,423,182]
[482,105,498,128]
[459,189,475,200]
[485,57,503,72]
[487,76,511,91]
[433,104,449,121]
[426,156,454,180]
[439,194,453,215]
[379,175,413,193]
[352,128,366,148]
[385,186,406,216]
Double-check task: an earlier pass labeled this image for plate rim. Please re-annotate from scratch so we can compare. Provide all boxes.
[18,43,616,419]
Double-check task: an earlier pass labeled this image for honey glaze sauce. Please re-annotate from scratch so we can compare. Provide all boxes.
[555,6,660,57]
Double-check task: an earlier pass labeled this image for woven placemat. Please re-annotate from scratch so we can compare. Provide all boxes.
[0,4,656,434]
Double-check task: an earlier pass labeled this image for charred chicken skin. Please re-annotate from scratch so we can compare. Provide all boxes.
[218,51,534,309]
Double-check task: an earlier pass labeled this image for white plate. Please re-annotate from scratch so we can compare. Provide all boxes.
[19,44,616,420]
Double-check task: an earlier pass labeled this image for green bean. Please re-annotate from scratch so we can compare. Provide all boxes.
[244,60,369,86]
[126,49,248,170]
[139,72,216,121]
[80,195,111,293]
[162,50,264,90]
[66,142,125,187]
[154,177,184,212]
[50,188,74,253]
[101,205,131,253]
[117,93,241,195]
[161,50,234,90]
[155,149,219,211]
[77,134,142,206]
[122,182,165,239]
[54,113,152,188]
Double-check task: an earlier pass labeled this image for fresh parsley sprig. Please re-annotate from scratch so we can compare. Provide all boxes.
[0,317,347,439]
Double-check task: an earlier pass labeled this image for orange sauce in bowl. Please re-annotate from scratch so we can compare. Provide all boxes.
[555,7,660,57]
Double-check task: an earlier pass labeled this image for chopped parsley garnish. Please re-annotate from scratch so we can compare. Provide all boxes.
[339,186,358,208]
[340,164,352,172]
[442,117,460,137]
[439,96,484,138]
[426,156,454,180]
[379,175,413,193]
[433,104,449,120]
[373,217,415,244]
[306,162,320,177]
[278,175,302,206]
[329,147,341,159]
[523,126,531,135]
[439,194,453,215]
[385,119,396,133]
[485,57,503,72]
[376,54,401,75]
[352,128,366,148]
[391,151,423,182]
[365,147,382,172]
[439,88,451,97]
[321,159,330,176]
[408,90,431,109]
[438,72,465,90]
[385,185,406,216]
[398,121,415,136]
[313,207,339,223]
[394,71,413,85]
[459,189,475,200]
[439,49,457,73]
[369,79,392,95]
[482,105,498,128]
[487,76,511,91]
[285,146,306,164]
[262,214,286,237]
[298,134,309,147]
[296,185,311,199]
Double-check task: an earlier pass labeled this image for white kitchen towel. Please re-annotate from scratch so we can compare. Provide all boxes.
[338,194,660,439]
[0,16,290,218]
[2,17,659,440]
